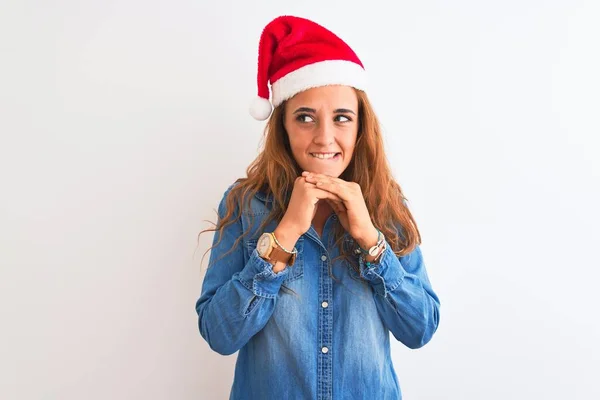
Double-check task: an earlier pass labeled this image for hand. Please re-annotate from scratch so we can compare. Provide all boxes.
[301,171,377,245]
[279,176,344,237]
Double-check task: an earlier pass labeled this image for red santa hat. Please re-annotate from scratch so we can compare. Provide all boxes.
[249,15,368,121]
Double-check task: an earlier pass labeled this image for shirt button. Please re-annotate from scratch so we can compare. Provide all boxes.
[321,255,327,261]
[321,301,328,308]
[321,347,329,354]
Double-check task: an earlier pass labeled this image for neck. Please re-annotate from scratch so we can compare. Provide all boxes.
[313,200,334,220]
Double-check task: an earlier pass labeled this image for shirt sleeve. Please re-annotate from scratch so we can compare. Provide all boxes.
[357,239,441,349]
[195,184,290,355]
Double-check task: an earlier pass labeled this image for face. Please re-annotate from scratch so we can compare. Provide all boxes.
[283,85,359,178]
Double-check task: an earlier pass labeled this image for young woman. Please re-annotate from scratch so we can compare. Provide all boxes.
[196,15,440,400]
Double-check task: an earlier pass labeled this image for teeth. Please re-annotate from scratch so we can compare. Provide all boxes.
[310,153,338,159]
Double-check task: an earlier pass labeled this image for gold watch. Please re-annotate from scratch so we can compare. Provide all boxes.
[257,232,297,266]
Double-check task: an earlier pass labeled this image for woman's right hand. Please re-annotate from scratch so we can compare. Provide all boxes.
[278,176,343,238]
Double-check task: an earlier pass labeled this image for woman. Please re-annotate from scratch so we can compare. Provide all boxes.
[195,15,440,400]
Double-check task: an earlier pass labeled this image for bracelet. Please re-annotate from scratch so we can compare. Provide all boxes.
[271,232,298,255]
[354,228,383,255]
[361,243,386,267]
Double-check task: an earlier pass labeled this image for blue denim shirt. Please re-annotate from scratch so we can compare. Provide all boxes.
[195,182,440,399]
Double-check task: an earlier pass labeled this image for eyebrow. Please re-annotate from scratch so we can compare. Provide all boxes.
[293,107,356,115]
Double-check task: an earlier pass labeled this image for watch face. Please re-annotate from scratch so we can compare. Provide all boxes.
[257,235,271,255]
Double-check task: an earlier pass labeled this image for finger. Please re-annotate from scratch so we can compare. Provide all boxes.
[304,172,347,185]
[312,186,344,202]
[321,190,343,202]
[308,176,348,197]
[325,198,345,210]
[304,173,335,187]
[304,179,344,203]
[312,180,350,203]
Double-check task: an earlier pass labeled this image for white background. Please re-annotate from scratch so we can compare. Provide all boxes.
[1,0,599,399]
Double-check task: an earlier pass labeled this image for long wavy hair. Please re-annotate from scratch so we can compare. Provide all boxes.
[197,88,421,279]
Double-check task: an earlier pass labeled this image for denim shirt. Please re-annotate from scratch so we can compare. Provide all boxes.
[195,182,440,400]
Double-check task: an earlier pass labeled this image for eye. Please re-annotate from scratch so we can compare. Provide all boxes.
[335,115,352,123]
[296,114,314,123]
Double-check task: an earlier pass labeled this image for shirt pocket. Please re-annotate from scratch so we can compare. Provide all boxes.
[245,236,305,283]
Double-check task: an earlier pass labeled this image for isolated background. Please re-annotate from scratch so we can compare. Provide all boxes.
[1,0,599,399]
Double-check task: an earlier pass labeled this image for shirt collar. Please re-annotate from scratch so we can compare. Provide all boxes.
[254,189,272,203]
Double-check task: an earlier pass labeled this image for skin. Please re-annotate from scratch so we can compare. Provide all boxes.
[270,86,381,273]
[283,85,359,180]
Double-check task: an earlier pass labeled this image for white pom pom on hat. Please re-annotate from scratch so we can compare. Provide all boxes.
[249,96,273,121]
[249,15,368,121]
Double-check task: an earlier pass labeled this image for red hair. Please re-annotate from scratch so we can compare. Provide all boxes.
[198,89,421,279]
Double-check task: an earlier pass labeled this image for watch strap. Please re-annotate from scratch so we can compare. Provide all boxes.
[268,245,295,266]
[259,233,297,266]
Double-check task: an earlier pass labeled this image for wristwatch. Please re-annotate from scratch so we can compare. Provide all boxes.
[257,232,297,266]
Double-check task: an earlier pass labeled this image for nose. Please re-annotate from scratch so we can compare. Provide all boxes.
[313,119,335,146]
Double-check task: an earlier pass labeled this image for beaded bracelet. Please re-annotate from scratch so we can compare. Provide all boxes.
[360,243,387,267]
[271,232,298,255]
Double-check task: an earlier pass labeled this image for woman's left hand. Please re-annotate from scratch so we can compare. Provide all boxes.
[302,171,377,244]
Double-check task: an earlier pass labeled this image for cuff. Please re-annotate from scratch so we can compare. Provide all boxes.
[236,248,290,299]
[358,239,406,297]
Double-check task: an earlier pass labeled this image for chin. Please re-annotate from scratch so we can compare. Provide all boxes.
[305,166,342,177]
[302,157,346,178]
